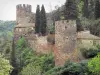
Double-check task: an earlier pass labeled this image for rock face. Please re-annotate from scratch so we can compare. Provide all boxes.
[14,4,35,42]
[55,20,78,66]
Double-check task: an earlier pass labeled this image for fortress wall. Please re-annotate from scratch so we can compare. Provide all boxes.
[55,20,78,66]
[14,4,79,66]
[14,4,35,42]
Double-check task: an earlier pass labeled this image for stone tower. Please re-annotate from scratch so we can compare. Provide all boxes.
[16,4,35,24]
[14,4,35,41]
[55,20,77,65]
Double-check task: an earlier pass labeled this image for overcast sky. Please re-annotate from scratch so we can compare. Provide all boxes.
[0,0,66,21]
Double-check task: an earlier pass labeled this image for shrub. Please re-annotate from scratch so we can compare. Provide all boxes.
[0,54,13,75]
[49,24,55,34]
[88,53,100,75]
[13,37,34,73]
[80,47,98,58]
[20,53,55,75]
[96,44,100,51]
[45,60,91,75]
[47,34,55,45]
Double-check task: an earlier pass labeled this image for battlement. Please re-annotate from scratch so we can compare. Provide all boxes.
[55,20,76,26]
[16,4,32,12]
[55,20,77,53]
[16,4,35,24]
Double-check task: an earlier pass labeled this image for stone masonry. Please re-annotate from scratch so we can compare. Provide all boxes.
[55,20,78,66]
[14,4,35,42]
[14,4,78,66]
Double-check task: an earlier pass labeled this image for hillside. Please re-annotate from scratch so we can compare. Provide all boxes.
[0,20,16,36]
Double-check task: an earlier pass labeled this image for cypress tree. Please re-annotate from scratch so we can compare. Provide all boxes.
[89,0,95,19]
[76,18,84,32]
[64,0,77,20]
[40,5,47,36]
[35,5,41,33]
[95,0,100,19]
[83,0,89,18]
[10,39,18,75]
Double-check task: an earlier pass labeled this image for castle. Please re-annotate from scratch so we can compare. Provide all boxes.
[14,4,35,41]
[14,4,78,66]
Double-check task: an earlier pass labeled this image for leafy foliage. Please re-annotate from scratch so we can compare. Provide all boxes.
[15,37,34,71]
[90,19,100,36]
[45,60,91,75]
[11,37,55,75]
[0,54,12,75]
[20,54,54,75]
[49,24,55,33]
[88,53,100,75]
[80,47,98,58]
[20,63,42,75]
[78,0,84,17]
[76,18,84,32]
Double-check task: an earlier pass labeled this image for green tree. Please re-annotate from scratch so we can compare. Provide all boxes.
[35,5,41,34]
[64,0,77,20]
[77,0,84,17]
[76,18,84,32]
[89,0,95,19]
[45,60,90,75]
[95,0,100,19]
[88,53,100,75]
[21,63,42,75]
[90,19,100,36]
[40,5,47,36]
[0,54,12,75]
[15,37,34,72]
[20,54,54,75]
[10,39,18,75]
[83,0,89,18]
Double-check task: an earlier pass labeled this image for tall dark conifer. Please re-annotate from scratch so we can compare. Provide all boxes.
[35,5,41,33]
[95,0,100,19]
[64,0,77,20]
[89,0,95,18]
[83,0,89,18]
[10,39,18,75]
[40,5,47,35]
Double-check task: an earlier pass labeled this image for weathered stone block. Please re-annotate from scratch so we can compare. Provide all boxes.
[55,20,77,65]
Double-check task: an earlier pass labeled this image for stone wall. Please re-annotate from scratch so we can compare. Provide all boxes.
[16,4,35,24]
[14,4,35,42]
[55,20,78,66]
[14,4,79,66]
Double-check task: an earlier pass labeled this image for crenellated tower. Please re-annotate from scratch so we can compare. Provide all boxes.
[14,4,36,41]
[16,4,35,24]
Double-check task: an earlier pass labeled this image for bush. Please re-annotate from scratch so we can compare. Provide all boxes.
[80,47,98,58]
[20,53,55,75]
[49,24,55,34]
[96,44,100,51]
[0,54,13,75]
[88,53,100,75]
[45,60,91,75]
[47,34,55,45]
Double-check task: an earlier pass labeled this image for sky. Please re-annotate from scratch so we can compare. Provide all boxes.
[0,0,66,21]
